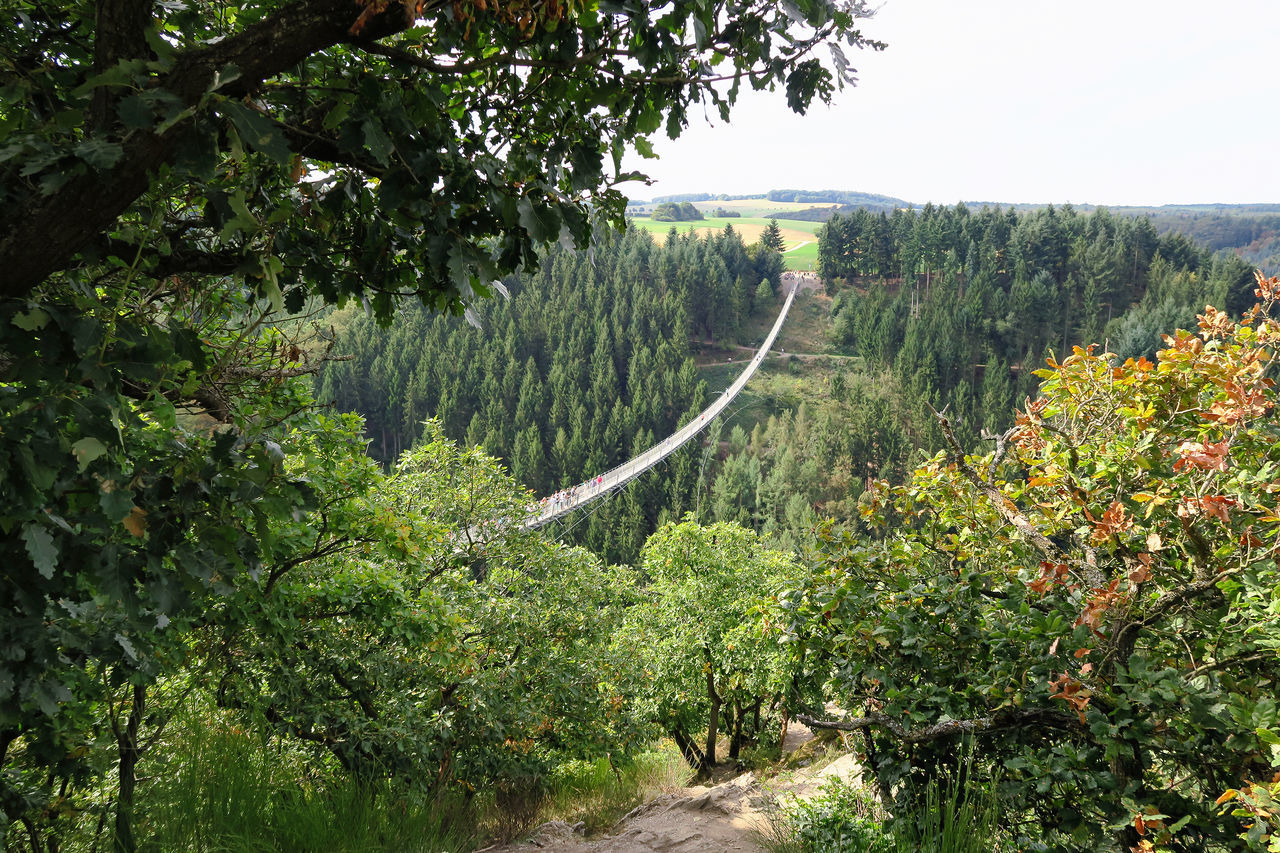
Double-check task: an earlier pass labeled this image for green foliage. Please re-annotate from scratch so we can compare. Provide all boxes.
[1217,725,1280,851]
[539,746,690,835]
[216,423,643,796]
[705,379,914,548]
[763,779,892,853]
[890,742,1001,853]
[1,0,884,843]
[819,203,1254,449]
[787,277,1280,850]
[0,0,881,310]
[318,227,781,563]
[0,279,363,847]
[761,219,787,253]
[620,519,803,770]
[652,202,706,222]
[135,704,476,853]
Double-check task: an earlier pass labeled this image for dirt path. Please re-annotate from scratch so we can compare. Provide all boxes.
[479,723,863,853]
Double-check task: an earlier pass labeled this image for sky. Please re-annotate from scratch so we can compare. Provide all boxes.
[622,0,1280,207]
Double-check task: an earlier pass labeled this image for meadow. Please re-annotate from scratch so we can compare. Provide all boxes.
[626,214,823,271]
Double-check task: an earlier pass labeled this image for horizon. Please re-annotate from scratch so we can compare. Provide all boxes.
[625,191,1280,211]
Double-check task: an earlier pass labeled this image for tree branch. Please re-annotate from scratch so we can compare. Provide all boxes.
[91,0,153,129]
[797,706,1083,744]
[0,0,439,297]
[1187,650,1276,680]
[931,404,1105,588]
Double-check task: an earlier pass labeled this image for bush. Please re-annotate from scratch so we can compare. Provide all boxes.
[761,778,892,853]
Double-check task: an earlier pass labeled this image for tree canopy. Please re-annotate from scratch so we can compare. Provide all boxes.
[1,0,880,313]
[1,0,882,844]
[790,276,1280,850]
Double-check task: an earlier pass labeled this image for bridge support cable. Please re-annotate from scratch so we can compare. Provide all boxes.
[522,279,800,530]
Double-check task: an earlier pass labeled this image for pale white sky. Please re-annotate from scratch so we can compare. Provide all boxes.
[622,0,1280,206]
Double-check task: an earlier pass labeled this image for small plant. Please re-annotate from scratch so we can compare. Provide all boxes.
[759,778,893,853]
[890,744,1001,853]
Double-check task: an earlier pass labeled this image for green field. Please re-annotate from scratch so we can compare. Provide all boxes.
[625,216,821,271]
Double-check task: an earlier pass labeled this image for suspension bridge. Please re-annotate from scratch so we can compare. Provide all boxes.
[520,275,801,530]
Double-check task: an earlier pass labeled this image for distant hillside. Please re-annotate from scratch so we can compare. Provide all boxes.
[638,191,1280,272]
[765,189,910,210]
[652,192,764,203]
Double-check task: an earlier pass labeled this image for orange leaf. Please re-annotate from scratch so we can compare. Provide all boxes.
[123,506,147,538]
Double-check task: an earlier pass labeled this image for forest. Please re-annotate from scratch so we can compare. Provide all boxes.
[3,0,1279,848]
[324,203,1260,560]
[308,205,1280,850]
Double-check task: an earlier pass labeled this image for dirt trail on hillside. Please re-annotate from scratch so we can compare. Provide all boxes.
[477,722,863,853]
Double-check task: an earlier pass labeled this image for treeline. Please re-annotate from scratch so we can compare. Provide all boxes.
[1141,210,1280,273]
[765,188,908,210]
[651,192,760,203]
[319,226,784,562]
[819,203,1257,448]
[772,205,844,222]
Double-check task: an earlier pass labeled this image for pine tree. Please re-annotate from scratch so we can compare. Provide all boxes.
[760,218,786,253]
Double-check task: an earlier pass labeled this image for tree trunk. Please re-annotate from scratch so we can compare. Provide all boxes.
[670,728,704,770]
[114,684,146,853]
[728,701,744,760]
[703,647,720,770]
[21,817,46,853]
[0,0,420,298]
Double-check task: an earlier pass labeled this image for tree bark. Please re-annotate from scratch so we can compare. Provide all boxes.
[114,684,145,853]
[728,701,744,760]
[91,0,154,129]
[670,728,704,770]
[797,705,1083,743]
[703,646,720,770]
[0,0,433,298]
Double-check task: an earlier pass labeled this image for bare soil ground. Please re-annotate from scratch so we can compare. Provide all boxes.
[477,722,863,853]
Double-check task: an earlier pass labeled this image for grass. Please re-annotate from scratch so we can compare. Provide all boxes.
[119,707,689,852]
[758,740,1004,853]
[135,710,475,853]
[626,216,822,270]
[774,289,833,354]
[532,744,691,836]
[891,759,1002,853]
[783,239,819,271]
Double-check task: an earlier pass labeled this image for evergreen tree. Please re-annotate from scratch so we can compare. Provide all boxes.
[760,218,786,253]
